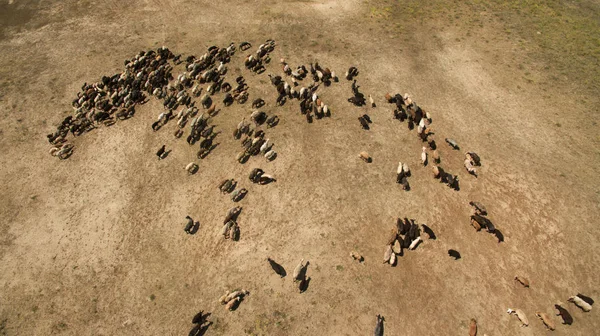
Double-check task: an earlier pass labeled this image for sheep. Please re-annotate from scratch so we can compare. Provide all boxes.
[219,291,231,304]
[156,145,166,159]
[385,93,393,103]
[225,297,241,311]
[397,162,403,175]
[507,308,529,327]
[389,251,396,266]
[359,151,372,163]
[350,251,364,262]
[400,176,410,190]
[469,201,488,216]
[466,152,481,166]
[224,206,241,224]
[409,237,422,250]
[402,163,410,176]
[221,221,234,238]
[514,276,530,288]
[358,116,370,130]
[265,150,276,161]
[185,162,199,175]
[258,174,276,184]
[220,179,234,193]
[184,216,194,234]
[249,168,264,183]
[464,159,477,176]
[267,257,286,277]
[535,312,556,331]
[383,245,393,264]
[293,258,305,282]
[421,147,427,166]
[369,94,375,108]
[432,165,440,178]
[266,115,279,128]
[432,150,440,163]
[345,66,358,80]
[554,304,573,325]
[445,138,460,150]
[259,139,270,153]
[232,188,247,202]
[568,295,592,312]
[469,318,477,336]
[374,315,384,336]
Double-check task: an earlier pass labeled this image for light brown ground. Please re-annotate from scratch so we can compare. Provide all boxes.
[0,0,599,335]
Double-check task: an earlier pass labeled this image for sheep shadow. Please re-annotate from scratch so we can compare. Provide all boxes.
[577,293,594,306]
[239,154,250,164]
[188,221,200,235]
[299,276,311,293]
[448,249,461,260]
[429,140,437,150]
[268,259,287,278]
[189,322,212,336]
[493,229,505,243]
[299,261,310,280]
[422,224,436,240]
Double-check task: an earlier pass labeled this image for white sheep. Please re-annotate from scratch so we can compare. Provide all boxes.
[265,150,276,161]
[507,308,529,327]
[568,295,592,312]
[184,162,198,175]
[402,163,410,175]
[409,237,422,250]
[397,162,403,175]
[383,245,392,264]
[293,259,305,282]
[464,159,477,175]
[421,147,427,165]
[260,139,270,153]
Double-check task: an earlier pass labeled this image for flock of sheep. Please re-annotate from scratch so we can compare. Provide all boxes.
[46,40,594,335]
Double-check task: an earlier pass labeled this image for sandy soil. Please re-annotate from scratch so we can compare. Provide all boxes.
[0,0,599,335]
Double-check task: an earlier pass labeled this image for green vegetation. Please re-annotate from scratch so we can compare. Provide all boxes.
[368,0,600,93]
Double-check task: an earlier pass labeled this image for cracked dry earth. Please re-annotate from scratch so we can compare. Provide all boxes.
[0,0,599,335]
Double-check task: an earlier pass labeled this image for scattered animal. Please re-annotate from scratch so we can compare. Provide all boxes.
[535,312,556,331]
[445,138,460,150]
[448,249,461,260]
[469,318,477,336]
[568,295,592,312]
[374,315,384,336]
[359,151,372,163]
[156,145,166,159]
[507,308,529,327]
[514,276,530,288]
[350,251,364,262]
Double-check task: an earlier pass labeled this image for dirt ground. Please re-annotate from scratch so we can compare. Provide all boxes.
[0,0,599,335]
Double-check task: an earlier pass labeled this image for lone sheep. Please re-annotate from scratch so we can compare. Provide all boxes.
[507,308,529,327]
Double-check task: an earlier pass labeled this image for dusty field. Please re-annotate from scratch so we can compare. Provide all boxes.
[1,0,599,335]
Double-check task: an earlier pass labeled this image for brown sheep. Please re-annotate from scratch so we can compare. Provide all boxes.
[359,151,372,163]
[535,312,556,331]
[469,318,477,336]
[514,276,530,288]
